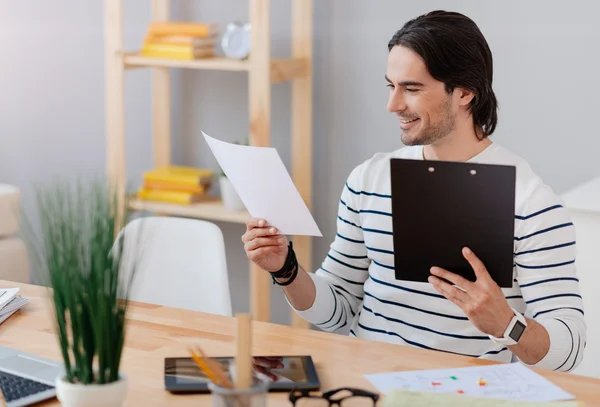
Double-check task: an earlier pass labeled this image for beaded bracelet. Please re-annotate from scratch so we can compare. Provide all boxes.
[269,241,299,286]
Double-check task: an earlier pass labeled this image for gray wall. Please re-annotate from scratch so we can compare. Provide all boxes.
[1,1,599,326]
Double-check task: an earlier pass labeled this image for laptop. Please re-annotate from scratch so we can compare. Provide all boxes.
[0,345,63,407]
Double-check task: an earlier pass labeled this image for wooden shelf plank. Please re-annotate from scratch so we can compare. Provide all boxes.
[123,53,308,82]
[129,198,250,224]
[124,53,250,71]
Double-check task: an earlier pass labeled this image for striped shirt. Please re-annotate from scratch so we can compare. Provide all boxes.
[292,143,586,372]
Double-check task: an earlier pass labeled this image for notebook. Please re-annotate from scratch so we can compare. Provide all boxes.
[0,288,28,324]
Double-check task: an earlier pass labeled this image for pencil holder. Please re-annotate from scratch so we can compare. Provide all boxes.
[208,376,269,407]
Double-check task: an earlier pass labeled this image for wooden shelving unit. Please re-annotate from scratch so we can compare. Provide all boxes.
[124,53,310,83]
[104,0,314,329]
[128,198,251,224]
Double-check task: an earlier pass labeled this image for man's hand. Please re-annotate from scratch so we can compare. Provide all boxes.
[242,218,289,272]
[428,247,514,338]
[253,357,284,382]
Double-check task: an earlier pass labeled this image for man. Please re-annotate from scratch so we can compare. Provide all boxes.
[241,10,585,372]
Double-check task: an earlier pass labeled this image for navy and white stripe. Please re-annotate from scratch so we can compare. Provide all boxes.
[292,144,586,373]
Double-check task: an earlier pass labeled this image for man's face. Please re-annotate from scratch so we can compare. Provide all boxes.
[386,45,458,146]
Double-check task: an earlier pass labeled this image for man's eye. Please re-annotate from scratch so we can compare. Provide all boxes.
[386,83,394,89]
[406,88,418,93]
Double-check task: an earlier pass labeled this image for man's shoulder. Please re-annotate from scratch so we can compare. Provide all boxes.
[482,144,565,220]
[343,146,419,194]
[349,146,421,178]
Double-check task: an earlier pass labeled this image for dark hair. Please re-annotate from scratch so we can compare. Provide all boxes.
[388,10,498,138]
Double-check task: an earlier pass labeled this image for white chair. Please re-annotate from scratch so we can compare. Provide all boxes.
[116,216,232,316]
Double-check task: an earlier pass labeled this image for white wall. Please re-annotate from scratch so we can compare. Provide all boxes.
[0,1,154,247]
[1,0,599,367]
[563,210,600,378]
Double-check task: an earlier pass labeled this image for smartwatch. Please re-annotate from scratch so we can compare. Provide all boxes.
[488,308,527,346]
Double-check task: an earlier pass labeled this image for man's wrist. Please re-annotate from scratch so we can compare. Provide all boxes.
[273,264,299,286]
[269,242,298,286]
[488,307,528,347]
[491,307,518,338]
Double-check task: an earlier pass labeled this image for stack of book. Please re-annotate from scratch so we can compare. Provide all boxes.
[0,288,28,324]
[137,166,215,205]
[140,21,220,60]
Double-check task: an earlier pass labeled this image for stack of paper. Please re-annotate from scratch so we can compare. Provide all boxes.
[0,288,28,324]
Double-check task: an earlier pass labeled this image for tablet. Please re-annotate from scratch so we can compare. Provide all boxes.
[390,158,516,288]
[164,355,320,393]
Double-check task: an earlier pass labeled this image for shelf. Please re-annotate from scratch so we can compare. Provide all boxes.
[129,197,250,224]
[123,53,309,83]
[124,53,249,71]
[106,0,314,327]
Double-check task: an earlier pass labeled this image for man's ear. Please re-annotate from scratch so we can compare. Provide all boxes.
[455,88,475,106]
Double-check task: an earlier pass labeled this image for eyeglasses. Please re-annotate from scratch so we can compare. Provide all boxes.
[289,387,380,406]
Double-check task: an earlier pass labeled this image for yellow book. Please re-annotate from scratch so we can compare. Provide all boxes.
[143,166,214,186]
[143,180,207,194]
[144,35,218,48]
[147,21,219,38]
[148,165,214,178]
[140,43,214,60]
[137,188,215,205]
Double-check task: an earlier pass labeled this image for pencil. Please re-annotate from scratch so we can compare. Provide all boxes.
[190,346,233,389]
[190,349,218,383]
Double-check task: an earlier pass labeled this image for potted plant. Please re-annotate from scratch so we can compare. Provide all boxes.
[219,139,247,211]
[219,170,246,211]
[23,178,141,407]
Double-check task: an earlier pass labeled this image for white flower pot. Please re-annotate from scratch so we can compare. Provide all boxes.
[55,375,127,407]
[219,176,246,211]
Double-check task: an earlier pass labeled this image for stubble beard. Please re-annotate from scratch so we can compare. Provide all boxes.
[401,98,456,146]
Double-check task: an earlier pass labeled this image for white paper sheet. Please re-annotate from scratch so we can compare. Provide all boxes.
[202,132,322,236]
[365,363,575,402]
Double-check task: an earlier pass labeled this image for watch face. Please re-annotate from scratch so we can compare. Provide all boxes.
[509,320,526,342]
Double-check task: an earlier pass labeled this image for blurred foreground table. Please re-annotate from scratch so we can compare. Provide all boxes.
[0,281,598,406]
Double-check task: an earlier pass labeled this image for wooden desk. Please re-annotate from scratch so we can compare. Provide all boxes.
[0,281,598,406]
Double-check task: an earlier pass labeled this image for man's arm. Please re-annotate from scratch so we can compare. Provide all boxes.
[284,166,371,332]
[506,317,550,364]
[243,165,371,331]
[429,247,551,365]
[430,188,586,371]
[431,257,549,364]
[275,264,316,311]
[511,189,585,371]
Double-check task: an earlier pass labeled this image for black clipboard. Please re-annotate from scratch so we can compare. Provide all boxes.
[390,158,516,288]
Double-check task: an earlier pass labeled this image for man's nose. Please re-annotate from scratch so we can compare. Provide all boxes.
[387,92,407,113]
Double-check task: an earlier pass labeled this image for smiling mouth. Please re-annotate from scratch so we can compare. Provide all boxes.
[399,118,419,124]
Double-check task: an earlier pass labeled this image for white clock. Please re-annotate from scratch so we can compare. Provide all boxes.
[221,22,251,60]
